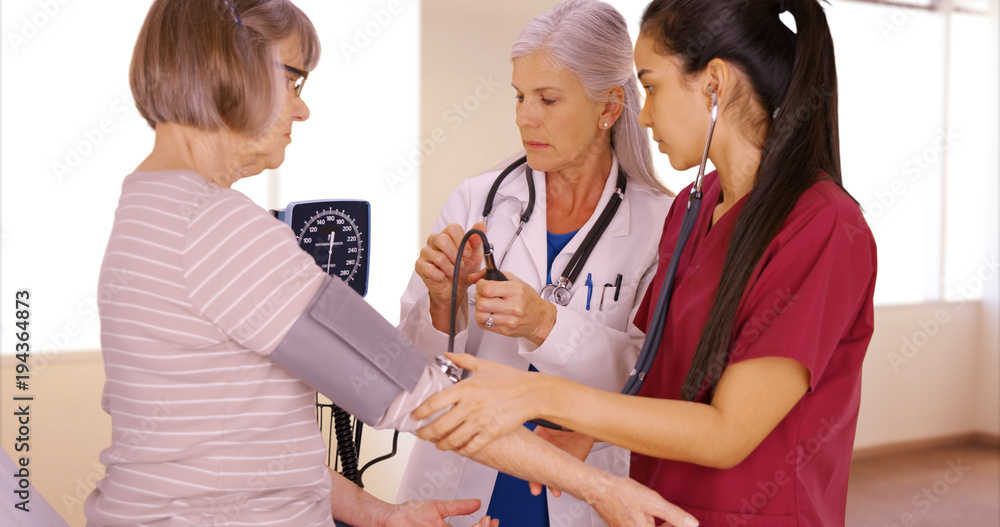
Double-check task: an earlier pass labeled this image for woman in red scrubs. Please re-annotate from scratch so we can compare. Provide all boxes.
[414,0,877,525]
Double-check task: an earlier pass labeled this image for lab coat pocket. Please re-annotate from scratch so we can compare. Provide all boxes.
[590,274,634,326]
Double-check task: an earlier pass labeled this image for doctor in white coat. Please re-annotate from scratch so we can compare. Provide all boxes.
[396,2,673,526]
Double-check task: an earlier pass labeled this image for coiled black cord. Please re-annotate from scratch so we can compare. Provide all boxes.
[332,405,359,484]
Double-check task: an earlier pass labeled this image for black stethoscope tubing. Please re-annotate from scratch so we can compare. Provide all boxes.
[483,155,534,225]
[621,91,718,396]
[544,171,625,303]
[483,157,627,305]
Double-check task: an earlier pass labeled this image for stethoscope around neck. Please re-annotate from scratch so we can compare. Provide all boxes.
[481,156,628,306]
[444,92,718,428]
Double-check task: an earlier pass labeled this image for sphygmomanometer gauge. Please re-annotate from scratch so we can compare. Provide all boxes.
[273,200,371,297]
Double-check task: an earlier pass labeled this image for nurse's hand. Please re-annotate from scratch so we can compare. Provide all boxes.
[416,222,486,332]
[414,353,542,455]
[472,271,556,346]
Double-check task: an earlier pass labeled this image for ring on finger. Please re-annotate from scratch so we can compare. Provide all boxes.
[485,313,494,328]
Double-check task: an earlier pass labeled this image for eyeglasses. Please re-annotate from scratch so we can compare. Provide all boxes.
[283,64,308,97]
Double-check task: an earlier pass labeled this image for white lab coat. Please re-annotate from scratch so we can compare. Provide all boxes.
[396,156,672,527]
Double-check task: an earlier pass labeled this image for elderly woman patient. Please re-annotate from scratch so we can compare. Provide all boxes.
[84,1,696,527]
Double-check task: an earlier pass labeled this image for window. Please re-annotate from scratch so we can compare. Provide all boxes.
[611,0,995,306]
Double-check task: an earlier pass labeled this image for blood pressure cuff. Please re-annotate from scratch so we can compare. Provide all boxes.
[270,275,427,425]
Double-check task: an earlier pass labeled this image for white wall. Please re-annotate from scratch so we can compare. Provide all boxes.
[418,0,560,237]
[854,302,984,449]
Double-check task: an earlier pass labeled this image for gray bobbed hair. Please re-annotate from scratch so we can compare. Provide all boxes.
[511,0,668,195]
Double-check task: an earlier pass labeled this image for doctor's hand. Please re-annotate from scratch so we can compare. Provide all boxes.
[416,222,486,332]
[414,353,544,456]
[471,271,557,346]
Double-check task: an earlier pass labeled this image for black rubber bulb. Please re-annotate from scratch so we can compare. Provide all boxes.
[483,250,508,281]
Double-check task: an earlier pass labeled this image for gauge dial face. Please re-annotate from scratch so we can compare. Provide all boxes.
[280,200,370,297]
[294,207,366,293]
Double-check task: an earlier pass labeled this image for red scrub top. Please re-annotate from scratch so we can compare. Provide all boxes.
[632,171,876,527]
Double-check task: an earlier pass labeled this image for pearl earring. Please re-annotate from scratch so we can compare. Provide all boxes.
[603,122,609,128]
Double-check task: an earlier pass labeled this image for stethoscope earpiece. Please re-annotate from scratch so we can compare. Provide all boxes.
[622,88,719,397]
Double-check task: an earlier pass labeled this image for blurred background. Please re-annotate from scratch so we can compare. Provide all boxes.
[1,0,997,525]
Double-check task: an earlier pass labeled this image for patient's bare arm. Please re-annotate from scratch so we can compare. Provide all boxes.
[466,427,698,527]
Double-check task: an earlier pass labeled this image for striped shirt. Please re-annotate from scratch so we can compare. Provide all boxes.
[86,170,332,527]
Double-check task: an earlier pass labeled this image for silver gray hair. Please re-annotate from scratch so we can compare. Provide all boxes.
[511,0,669,195]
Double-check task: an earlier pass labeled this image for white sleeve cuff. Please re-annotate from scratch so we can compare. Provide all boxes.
[373,366,454,433]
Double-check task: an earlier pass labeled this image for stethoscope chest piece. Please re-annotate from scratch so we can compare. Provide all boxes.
[486,157,627,309]
[540,278,573,306]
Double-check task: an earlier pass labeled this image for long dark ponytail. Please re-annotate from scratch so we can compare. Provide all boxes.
[640,0,846,401]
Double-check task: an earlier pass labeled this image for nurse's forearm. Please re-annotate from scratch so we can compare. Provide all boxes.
[539,378,731,467]
[536,357,809,469]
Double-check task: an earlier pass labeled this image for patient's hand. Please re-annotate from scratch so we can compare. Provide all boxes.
[379,499,498,527]
[585,472,698,527]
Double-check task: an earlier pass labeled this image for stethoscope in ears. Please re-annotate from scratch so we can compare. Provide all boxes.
[621,90,718,396]
[440,91,718,427]
[481,156,628,306]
